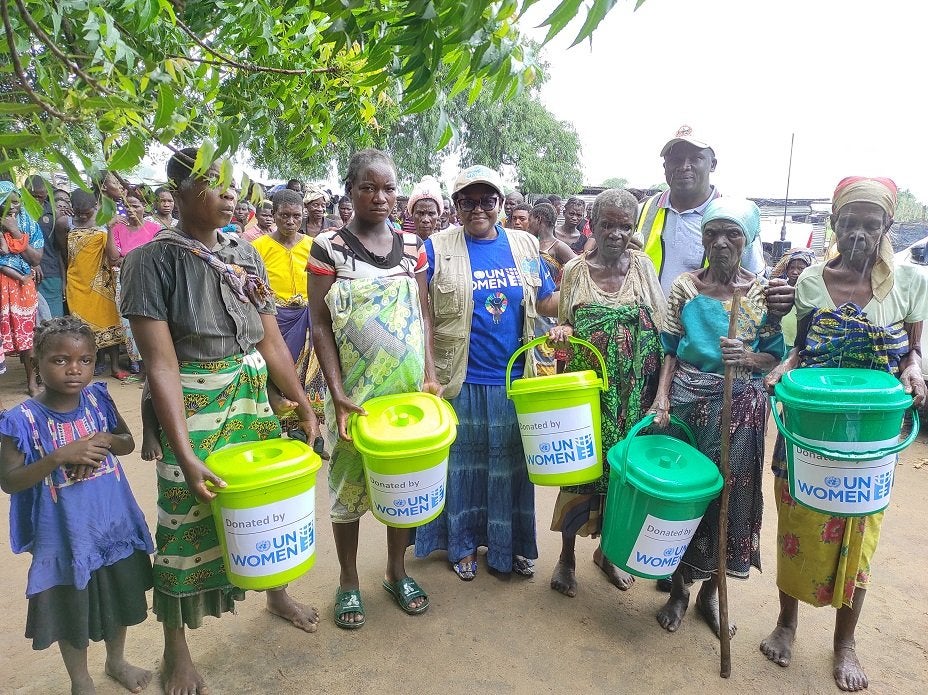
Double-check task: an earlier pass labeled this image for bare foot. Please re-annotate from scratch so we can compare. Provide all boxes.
[656,590,690,632]
[834,645,868,692]
[71,674,96,695]
[106,657,152,693]
[161,651,208,695]
[550,558,578,597]
[266,590,319,633]
[760,624,796,667]
[593,547,634,590]
[141,431,163,461]
[695,583,737,640]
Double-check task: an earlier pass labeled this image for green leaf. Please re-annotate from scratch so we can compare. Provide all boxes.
[635,0,648,8]
[539,0,584,44]
[0,103,41,114]
[0,133,43,147]
[218,159,235,192]
[108,135,145,171]
[96,197,116,226]
[50,149,91,190]
[193,141,218,174]
[19,187,42,221]
[571,0,619,47]
[153,84,176,130]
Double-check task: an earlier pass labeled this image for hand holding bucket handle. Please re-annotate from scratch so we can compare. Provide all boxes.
[617,413,699,488]
[769,395,920,461]
[505,335,609,396]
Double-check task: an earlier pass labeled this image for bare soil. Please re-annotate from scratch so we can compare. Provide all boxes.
[1,372,926,694]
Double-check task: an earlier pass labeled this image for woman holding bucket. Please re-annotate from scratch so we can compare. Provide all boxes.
[651,197,785,638]
[308,148,441,629]
[121,148,323,695]
[760,177,927,692]
[546,188,666,598]
[414,165,559,580]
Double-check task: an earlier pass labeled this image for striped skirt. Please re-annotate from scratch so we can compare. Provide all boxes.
[414,382,537,573]
[152,351,281,629]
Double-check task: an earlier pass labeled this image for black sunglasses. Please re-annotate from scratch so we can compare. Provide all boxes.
[456,195,499,212]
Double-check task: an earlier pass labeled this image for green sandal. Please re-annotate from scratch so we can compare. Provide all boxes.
[334,587,365,629]
[382,576,429,615]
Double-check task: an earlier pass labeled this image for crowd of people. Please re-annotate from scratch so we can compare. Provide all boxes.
[0,127,925,695]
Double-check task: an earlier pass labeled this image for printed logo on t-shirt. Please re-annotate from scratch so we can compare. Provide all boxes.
[485,291,508,323]
[472,267,522,291]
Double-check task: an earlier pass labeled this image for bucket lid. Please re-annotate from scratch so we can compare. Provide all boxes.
[351,392,457,458]
[508,370,603,396]
[204,438,321,492]
[607,434,723,501]
[775,367,912,412]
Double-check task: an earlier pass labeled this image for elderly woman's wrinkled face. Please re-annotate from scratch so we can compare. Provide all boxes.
[304,197,326,220]
[412,198,440,239]
[785,259,809,286]
[456,184,500,239]
[702,220,745,268]
[831,201,887,264]
[702,219,745,269]
[592,204,635,259]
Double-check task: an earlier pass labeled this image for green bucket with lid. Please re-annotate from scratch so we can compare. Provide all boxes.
[204,438,322,590]
[601,415,723,579]
[770,367,919,516]
[506,336,608,487]
[350,392,457,528]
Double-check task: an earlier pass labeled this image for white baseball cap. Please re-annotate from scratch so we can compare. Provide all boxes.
[452,165,505,199]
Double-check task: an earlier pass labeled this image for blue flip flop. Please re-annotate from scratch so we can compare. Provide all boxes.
[452,559,478,581]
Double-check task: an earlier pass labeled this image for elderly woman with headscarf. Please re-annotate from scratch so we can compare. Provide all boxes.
[546,189,665,598]
[770,248,816,347]
[407,176,443,240]
[651,197,785,638]
[414,164,559,580]
[760,177,927,692]
[303,185,330,237]
[0,181,44,393]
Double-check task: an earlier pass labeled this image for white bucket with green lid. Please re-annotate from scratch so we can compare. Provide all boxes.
[770,367,919,516]
[204,438,322,590]
[506,335,608,487]
[350,392,457,528]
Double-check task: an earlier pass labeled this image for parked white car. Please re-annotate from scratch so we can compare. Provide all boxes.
[893,236,928,377]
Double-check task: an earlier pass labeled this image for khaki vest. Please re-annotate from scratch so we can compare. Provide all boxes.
[428,226,542,398]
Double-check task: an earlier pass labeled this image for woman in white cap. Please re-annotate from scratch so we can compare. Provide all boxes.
[407,176,444,240]
[414,164,559,580]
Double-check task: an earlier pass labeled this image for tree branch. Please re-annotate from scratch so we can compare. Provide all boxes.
[174,18,339,76]
[1,0,77,122]
[13,0,111,96]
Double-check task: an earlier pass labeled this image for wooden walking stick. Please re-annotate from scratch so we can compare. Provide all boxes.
[718,290,741,679]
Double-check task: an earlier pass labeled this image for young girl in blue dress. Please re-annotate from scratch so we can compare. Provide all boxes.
[0,316,154,695]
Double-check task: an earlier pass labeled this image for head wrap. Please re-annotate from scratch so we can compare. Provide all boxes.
[832,176,897,301]
[303,184,329,205]
[0,181,36,231]
[771,247,816,280]
[406,175,444,216]
[701,197,761,245]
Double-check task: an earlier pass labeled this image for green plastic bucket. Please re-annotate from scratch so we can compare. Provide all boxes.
[506,336,608,487]
[601,415,723,579]
[351,392,457,528]
[771,367,919,517]
[204,438,322,591]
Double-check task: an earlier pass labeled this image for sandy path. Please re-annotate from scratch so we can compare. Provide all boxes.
[1,373,926,694]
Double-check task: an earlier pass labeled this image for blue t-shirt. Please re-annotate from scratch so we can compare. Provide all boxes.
[0,382,153,596]
[426,225,555,384]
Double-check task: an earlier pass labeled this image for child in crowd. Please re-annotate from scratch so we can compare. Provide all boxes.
[0,316,154,694]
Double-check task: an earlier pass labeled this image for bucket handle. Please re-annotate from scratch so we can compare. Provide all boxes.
[769,395,920,461]
[505,335,609,397]
[618,413,699,487]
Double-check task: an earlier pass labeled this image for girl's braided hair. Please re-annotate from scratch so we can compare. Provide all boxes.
[33,317,96,359]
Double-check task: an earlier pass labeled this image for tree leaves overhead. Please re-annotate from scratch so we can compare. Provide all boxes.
[1,0,632,185]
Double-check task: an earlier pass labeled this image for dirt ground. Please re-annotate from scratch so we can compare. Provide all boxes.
[1,369,926,695]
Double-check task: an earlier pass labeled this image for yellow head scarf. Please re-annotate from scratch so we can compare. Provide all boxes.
[831,176,897,301]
